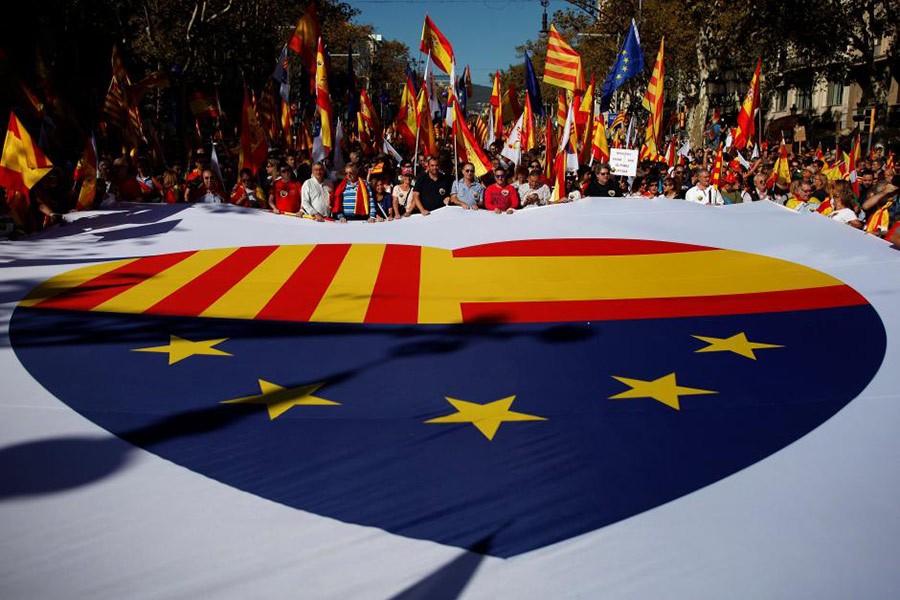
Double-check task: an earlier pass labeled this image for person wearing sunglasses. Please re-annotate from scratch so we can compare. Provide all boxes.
[483,167,520,214]
[449,162,485,210]
[268,164,303,215]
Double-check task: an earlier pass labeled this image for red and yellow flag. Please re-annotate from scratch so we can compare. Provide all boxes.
[452,102,492,177]
[556,91,568,132]
[315,37,333,154]
[238,88,268,176]
[767,139,791,188]
[359,89,381,147]
[544,119,557,182]
[641,38,665,162]
[75,134,98,211]
[848,134,861,197]
[733,58,761,151]
[420,15,455,75]
[417,86,437,157]
[709,144,724,187]
[288,3,321,76]
[490,71,503,137]
[395,75,418,150]
[521,93,537,154]
[543,25,585,93]
[590,116,610,165]
[0,112,53,197]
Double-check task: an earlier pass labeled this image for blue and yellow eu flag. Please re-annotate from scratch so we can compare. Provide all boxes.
[600,19,646,112]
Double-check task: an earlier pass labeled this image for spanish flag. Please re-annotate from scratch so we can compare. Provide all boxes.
[0,112,53,197]
[395,74,418,150]
[590,116,610,165]
[420,15,455,75]
[315,38,333,154]
[288,3,321,75]
[452,102,492,178]
[733,58,761,151]
[543,25,585,93]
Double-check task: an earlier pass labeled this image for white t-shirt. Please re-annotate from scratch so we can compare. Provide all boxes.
[829,207,859,224]
[685,185,724,205]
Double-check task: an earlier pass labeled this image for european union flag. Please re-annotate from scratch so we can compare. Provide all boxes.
[600,19,645,112]
[10,240,887,558]
[524,52,545,117]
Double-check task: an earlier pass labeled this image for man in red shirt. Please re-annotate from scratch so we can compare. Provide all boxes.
[483,167,520,214]
[268,164,302,214]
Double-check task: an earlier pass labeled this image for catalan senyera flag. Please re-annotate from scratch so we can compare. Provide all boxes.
[733,58,761,151]
[396,75,418,150]
[577,76,595,163]
[544,25,585,93]
[75,133,98,211]
[590,116,610,165]
[551,102,577,203]
[641,38,665,162]
[189,92,220,118]
[0,112,53,197]
[557,91,568,131]
[315,38,334,154]
[452,102,492,178]
[420,15,455,75]
[288,2,321,75]
[665,136,677,168]
[417,86,437,157]
[709,144,724,188]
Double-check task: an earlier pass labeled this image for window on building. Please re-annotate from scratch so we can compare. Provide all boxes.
[796,87,812,111]
[775,88,788,112]
[827,82,844,106]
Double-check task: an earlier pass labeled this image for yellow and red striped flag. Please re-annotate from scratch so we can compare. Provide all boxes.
[238,88,268,176]
[0,112,53,198]
[543,25,585,93]
[281,101,293,149]
[544,119,557,182]
[315,37,333,154]
[288,3,321,78]
[733,58,761,151]
[359,89,381,147]
[490,71,503,137]
[521,93,537,154]
[556,91,568,131]
[709,144,724,187]
[420,15,455,75]
[590,116,610,164]
[767,139,790,188]
[641,38,665,162]
[848,134,861,197]
[395,74,418,150]
[452,101,492,177]
[75,133,98,211]
[417,86,437,157]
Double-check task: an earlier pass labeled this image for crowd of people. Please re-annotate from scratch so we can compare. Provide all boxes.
[3,133,898,246]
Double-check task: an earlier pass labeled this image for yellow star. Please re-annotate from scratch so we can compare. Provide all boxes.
[221,380,339,420]
[621,50,628,55]
[425,395,546,440]
[622,66,628,73]
[609,373,717,411]
[132,335,232,365]
[692,332,784,360]
[623,57,629,64]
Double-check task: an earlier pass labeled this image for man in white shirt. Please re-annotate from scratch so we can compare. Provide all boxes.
[518,170,552,207]
[684,169,723,205]
[301,162,332,221]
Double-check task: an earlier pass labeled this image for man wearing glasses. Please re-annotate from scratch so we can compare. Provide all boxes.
[785,180,818,212]
[684,169,724,205]
[594,164,624,197]
[483,167,520,214]
[449,162,485,210]
[331,164,377,222]
[410,157,453,216]
[268,164,303,215]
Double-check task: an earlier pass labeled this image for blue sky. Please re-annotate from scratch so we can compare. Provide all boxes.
[355,0,573,86]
